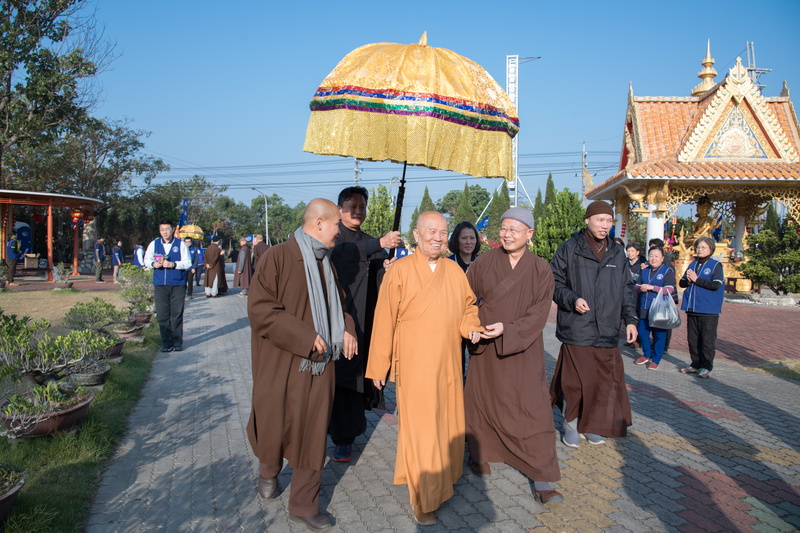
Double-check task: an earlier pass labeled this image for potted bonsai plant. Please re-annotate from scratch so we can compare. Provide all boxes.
[64,298,127,360]
[116,264,155,324]
[0,312,97,438]
[0,463,26,524]
[52,262,74,289]
[67,330,115,387]
[0,264,7,289]
[1,382,94,438]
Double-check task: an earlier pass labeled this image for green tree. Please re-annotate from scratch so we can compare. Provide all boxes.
[7,117,167,204]
[530,188,585,261]
[0,0,112,187]
[362,184,395,237]
[764,202,780,235]
[411,187,435,230]
[738,222,800,294]
[485,180,511,243]
[436,184,489,220]
[543,173,556,208]
[453,183,476,226]
[533,188,544,225]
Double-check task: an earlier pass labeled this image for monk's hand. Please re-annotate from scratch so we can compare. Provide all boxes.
[480,322,504,339]
[380,230,402,249]
[372,378,385,390]
[343,332,358,360]
[383,257,397,271]
[467,331,481,343]
[626,324,638,344]
[310,335,327,360]
[575,298,590,314]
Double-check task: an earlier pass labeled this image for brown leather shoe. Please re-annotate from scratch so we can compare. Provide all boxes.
[288,512,334,531]
[412,505,436,526]
[257,476,277,499]
[534,489,564,504]
[468,458,491,476]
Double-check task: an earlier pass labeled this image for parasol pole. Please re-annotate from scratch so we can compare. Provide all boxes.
[389,162,407,258]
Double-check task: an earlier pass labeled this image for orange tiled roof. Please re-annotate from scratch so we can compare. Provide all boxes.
[588,92,800,198]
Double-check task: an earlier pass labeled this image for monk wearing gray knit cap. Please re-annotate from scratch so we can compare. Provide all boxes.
[463,207,564,505]
[548,200,637,448]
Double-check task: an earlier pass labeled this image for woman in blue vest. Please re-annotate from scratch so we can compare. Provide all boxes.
[634,246,676,370]
[679,236,724,378]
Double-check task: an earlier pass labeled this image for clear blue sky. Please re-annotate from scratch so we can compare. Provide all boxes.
[91,0,800,228]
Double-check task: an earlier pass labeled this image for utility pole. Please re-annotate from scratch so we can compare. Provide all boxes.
[506,54,540,207]
[251,187,269,243]
[746,41,771,92]
[353,158,362,186]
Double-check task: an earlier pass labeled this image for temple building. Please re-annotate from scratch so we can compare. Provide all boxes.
[586,42,800,275]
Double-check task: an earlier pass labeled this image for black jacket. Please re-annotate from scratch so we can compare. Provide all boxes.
[550,229,637,348]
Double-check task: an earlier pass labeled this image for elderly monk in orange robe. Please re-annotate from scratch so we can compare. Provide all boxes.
[465,207,563,506]
[367,211,490,526]
[247,199,357,531]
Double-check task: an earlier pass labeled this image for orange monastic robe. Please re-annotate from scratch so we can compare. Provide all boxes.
[366,250,481,514]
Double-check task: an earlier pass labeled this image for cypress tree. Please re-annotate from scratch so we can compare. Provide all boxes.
[531,188,585,261]
[544,173,556,209]
[454,183,476,226]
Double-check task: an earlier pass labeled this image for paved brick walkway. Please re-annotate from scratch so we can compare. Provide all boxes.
[80,278,800,532]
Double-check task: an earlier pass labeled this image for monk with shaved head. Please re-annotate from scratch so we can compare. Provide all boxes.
[247,197,357,530]
[367,211,492,526]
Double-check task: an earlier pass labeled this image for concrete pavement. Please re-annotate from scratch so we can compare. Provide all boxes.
[86,280,800,532]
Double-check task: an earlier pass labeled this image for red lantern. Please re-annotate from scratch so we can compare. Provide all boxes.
[84,213,94,222]
[32,213,45,223]
[70,209,84,220]
[72,217,79,223]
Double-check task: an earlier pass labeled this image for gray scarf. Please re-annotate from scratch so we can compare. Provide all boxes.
[293,227,344,375]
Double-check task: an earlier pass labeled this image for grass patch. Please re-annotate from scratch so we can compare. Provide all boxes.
[749,360,800,382]
[0,327,159,533]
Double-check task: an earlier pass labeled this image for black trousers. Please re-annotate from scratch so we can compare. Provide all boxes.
[686,313,719,371]
[154,284,186,348]
[195,268,203,285]
[328,386,366,446]
[185,270,194,296]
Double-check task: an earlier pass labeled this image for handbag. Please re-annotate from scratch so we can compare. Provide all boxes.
[648,289,681,329]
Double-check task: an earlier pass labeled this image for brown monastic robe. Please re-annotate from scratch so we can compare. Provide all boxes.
[465,248,560,482]
[366,250,481,514]
[204,242,228,293]
[252,240,269,269]
[234,244,252,290]
[246,237,355,470]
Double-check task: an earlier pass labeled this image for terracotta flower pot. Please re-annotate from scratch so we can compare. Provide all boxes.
[134,313,153,324]
[113,325,145,340]
[0,390,95,438]
[0,466,25,524]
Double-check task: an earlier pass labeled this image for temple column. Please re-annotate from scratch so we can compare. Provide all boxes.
[734,214,746,258]
[646,211,666,246]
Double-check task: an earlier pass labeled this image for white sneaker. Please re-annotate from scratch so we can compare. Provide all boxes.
[581,433,606,445]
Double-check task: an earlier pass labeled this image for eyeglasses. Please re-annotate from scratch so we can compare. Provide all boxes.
[499,226,525,236]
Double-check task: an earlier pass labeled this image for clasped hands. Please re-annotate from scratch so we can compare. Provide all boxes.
[468,322,503,344]
[311,332,357,361]
[153,259,173,269]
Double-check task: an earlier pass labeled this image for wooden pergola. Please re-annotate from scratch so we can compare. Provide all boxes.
[1,190,103,281]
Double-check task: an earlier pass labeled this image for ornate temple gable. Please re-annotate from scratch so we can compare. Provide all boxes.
[678,58,799,164]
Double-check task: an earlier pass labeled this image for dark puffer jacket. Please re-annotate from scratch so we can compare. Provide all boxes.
[550,229,637,348]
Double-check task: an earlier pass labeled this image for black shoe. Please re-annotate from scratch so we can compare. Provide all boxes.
[161,346,173,353]
[257,476,278,499]
[172,346,183,352]
[288,513,333,531]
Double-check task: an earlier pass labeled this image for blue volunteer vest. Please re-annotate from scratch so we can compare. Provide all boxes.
[132,246,144,267]
[680,257,724,315]
[638,265,672,311]
[152,239,186,286]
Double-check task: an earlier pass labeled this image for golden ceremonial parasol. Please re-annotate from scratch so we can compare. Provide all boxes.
[178,224,204,241]
[303,32,519,234]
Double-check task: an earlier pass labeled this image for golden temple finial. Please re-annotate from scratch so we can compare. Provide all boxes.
[418,32,428,47]
[692,39,717,96]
